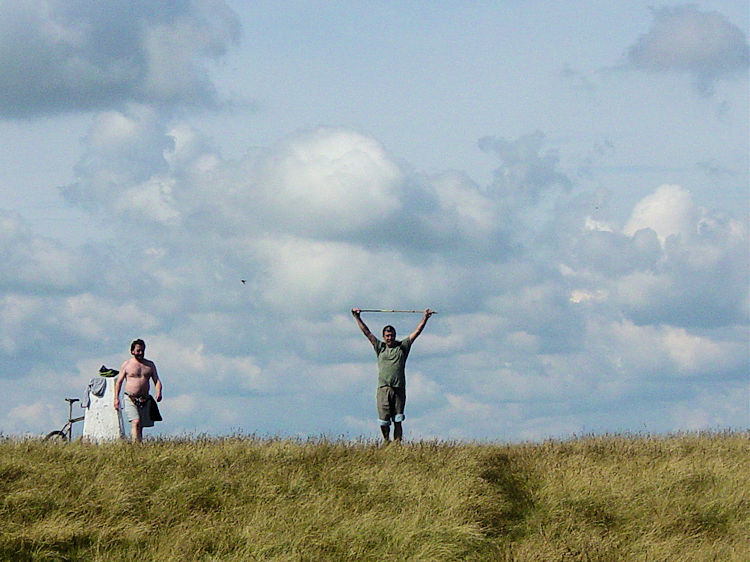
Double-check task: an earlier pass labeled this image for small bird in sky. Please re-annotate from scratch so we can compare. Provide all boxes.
[241,279,246,284]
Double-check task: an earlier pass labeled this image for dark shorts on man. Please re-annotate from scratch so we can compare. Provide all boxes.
[123,393,155,427]
[377,385,405,426]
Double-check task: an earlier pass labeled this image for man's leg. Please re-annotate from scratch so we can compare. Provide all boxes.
[131,420,142,442]
[377,386,391,442]
[392,388,406,442]
[393,421,403,441]
[380,424,390,441]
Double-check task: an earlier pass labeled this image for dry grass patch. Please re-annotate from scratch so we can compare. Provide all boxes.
[0,432,747,560]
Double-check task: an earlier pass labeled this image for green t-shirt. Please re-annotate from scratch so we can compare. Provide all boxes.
[373,336,412,388]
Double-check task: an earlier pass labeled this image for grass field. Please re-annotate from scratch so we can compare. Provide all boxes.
[1,431,747,560]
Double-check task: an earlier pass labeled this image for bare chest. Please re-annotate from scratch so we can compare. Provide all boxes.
[125,362,154,381]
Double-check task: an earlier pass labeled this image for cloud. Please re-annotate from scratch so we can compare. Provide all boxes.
[252,128,405,237]
[52,120,750,344]
[0,288,159,376]
[561,63,596,92]
[623,184,698,242]
[149,336,264,395]
[554,183,747,329]
[0,0,240,117]
[614,185,748,328]
[668,382,749,430]
[488,282,586,354]
[0,210,84,292]
[247,234,469,316]
[626,4,749,95]
[62,120,520,293]
[661,325,739,373]
[601,319,746,377]
[61,104,179,219]
[478,130,573,200]
[0,0,746,444]
[421,170,499,242]
[3,113,748,440]
[4,402,59,434]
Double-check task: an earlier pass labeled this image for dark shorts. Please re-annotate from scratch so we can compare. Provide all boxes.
[377,385,405,426]
[123,393,155,428]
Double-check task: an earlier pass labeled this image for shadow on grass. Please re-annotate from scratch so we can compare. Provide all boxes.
[476,452,535,539]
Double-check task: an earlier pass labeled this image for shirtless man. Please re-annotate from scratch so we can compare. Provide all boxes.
[114,339,162,442]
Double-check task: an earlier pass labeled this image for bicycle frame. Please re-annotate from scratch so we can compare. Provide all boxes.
[45,398,85,442]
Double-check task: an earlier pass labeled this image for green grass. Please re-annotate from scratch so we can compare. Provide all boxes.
[0,432,747,560]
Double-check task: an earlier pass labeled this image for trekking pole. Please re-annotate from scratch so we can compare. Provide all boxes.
[357,309,437,314]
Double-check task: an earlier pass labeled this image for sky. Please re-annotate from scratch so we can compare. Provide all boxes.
[0,1,747,442]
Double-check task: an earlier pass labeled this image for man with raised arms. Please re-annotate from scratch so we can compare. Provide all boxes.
[352,308,434,443]
[114,339,163,442]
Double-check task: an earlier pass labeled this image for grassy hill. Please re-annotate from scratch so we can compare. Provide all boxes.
[1,432,747,560]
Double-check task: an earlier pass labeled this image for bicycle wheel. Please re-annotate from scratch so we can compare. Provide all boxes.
[44,431,67,441]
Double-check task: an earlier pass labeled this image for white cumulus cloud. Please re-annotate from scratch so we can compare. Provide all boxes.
[623,184,698,243]
[255,127,405,235]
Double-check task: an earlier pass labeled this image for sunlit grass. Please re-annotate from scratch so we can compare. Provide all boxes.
[0,432,747,560]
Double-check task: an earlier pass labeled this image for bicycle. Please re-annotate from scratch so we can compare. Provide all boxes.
[44,398,85,441]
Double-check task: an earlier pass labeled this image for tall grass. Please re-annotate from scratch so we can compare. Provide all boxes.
[0,432,747,560]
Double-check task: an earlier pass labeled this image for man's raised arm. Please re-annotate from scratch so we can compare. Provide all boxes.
[409,309,434,342]
[352,308,378,346]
